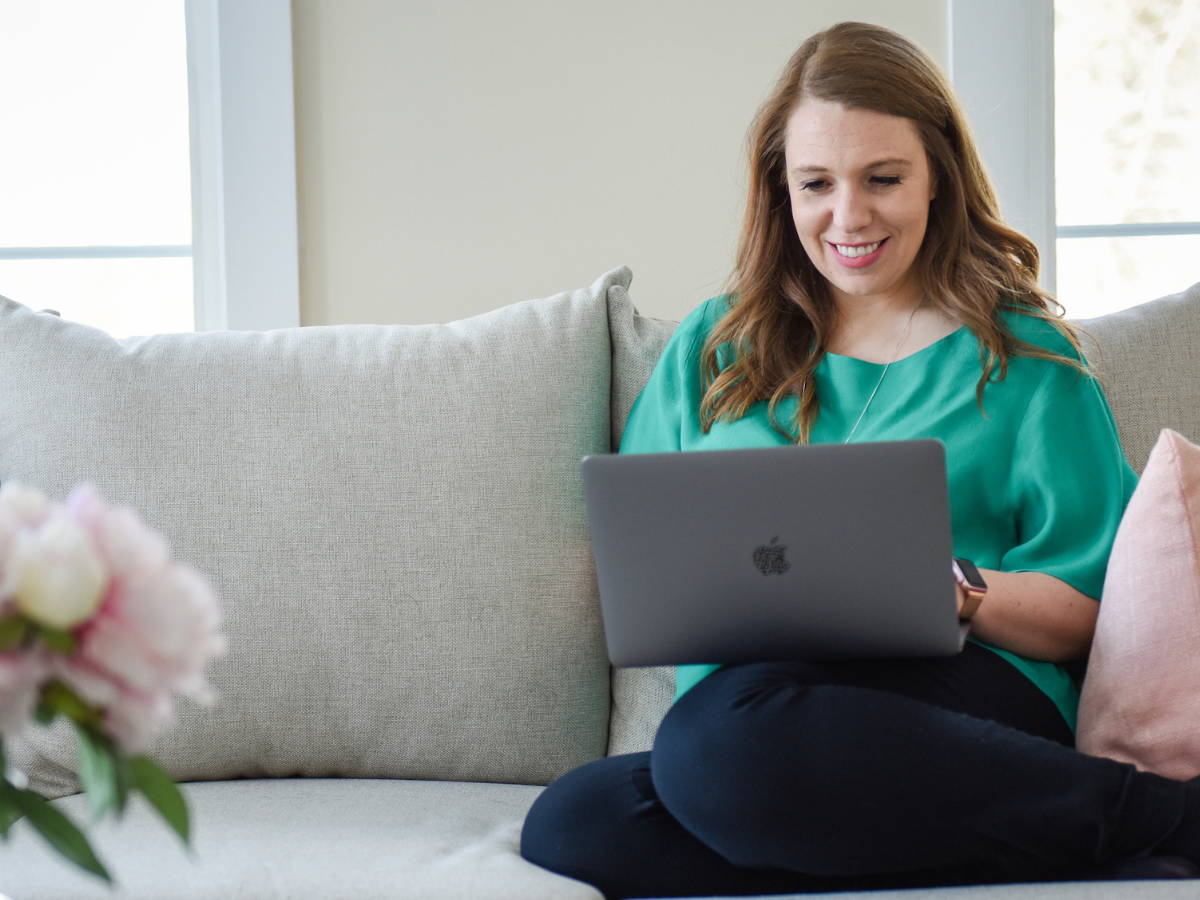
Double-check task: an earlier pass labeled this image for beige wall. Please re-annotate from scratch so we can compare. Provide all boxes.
[292,1,947,326]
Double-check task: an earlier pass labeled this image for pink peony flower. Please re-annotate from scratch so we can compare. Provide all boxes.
[0,481,55,606]
[9,516,107,630]
[0,483,225,754]
[65,485,169,585]
[47,485,227,753]
[0,650,48,741]
[0,481,53,530]
[1,481,225,882]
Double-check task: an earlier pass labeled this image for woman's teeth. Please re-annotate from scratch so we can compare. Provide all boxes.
[834,240,883,258]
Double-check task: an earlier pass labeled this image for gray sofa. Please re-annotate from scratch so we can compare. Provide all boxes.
[0,265,1198,899]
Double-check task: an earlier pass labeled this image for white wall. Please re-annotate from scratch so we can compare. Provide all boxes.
[292,0,947,326]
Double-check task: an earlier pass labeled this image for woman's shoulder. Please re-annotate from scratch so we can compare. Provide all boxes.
[666,293,735,353]
[995,302,1082,362]
[681,293,735,332]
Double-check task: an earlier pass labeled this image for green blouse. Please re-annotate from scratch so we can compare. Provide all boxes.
[617,295,1139,732]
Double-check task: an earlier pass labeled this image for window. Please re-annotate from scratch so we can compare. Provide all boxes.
[0,2,194,337]
[1055,0,1200,316]
[0,0,300,338]
[951,0,1199,318]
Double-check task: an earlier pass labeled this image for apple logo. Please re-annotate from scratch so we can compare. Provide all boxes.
[752,536,790,575]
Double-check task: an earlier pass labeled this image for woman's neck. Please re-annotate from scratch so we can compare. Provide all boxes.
[827,301,960,364]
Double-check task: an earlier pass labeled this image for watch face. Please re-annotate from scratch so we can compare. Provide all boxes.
[955,558,987,590]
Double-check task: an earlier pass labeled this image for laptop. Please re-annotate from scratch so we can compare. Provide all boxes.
[581,439,969,667]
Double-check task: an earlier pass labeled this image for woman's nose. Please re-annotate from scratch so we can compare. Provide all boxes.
[831,186,872,234]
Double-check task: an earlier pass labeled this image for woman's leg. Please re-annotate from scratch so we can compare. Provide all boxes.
[519,750,987,899]
[524,644,1074,896]
[651,644,1189,883]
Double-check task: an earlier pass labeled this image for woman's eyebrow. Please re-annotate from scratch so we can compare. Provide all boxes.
[789,158,914,177]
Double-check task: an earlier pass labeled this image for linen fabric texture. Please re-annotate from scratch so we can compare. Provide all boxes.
[0,266,639,794]
[1076,427,1200,779]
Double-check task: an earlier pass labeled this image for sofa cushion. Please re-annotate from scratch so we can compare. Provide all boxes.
[2,266,633,793]
[605,281,1200,756]
[0,778,602,899]
[5,780,1193,900]
[1076,428,1200,779]
[605,288,678,757]
[1076,280,1200,474]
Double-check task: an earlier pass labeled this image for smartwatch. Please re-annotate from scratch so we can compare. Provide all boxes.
[952,557,988,620]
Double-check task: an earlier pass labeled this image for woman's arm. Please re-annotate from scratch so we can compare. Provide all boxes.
[957,568,1098,663]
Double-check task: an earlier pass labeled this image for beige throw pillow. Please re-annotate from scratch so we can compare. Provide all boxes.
[1077,427,1200,779]
[2,266,634,795]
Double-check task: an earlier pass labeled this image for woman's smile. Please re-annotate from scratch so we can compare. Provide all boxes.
[829,237,889,267]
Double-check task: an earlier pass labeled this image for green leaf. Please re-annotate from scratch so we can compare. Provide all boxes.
[74,723,122,823]
[34,699,57,726]
[113,754,132,817]
[0,615,29,650]
[0,783,26,838]
[38,680,99,728]
[38,627,78,654]
[129,755,189,845]
[11,788,111,883]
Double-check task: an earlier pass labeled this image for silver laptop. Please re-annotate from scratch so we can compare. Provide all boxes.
[581,439,969,667]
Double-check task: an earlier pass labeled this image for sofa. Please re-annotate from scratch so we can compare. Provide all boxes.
[0,265,1198,900]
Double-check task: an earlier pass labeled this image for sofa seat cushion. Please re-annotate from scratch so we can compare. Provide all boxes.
[0,778,602,899]
[2,779,1197,899]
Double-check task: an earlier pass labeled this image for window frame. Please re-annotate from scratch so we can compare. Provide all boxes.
[186,0,300,331]
[948,0,1057,292]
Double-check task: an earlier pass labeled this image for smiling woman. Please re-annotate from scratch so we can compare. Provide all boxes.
[520,19,1200,900]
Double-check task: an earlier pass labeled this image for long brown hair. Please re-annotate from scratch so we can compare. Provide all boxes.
[700,21,1097,444]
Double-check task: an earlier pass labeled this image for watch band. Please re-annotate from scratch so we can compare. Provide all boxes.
[952,557,988,620]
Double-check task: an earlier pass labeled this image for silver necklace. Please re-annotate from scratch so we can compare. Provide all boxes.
[842,304,921,444]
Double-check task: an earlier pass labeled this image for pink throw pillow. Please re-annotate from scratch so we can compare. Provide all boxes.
[1077,427,1200,780]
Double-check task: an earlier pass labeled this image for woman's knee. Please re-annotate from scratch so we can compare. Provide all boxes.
[650,665,843,868]
[653,661,826,776]
[520,752,651,884]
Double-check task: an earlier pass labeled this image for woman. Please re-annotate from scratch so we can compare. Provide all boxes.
[521,21,1200,899]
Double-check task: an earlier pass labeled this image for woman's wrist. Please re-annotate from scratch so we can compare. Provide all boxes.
[952,558,988,620]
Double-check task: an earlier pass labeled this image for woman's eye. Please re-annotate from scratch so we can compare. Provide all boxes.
[798,175,901,193]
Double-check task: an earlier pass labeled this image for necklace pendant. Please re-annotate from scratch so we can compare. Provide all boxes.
[839,303,921,444]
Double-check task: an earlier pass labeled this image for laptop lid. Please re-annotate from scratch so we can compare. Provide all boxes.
[581,439,968,667]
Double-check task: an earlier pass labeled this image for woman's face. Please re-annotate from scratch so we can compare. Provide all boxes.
[783,98,936,310]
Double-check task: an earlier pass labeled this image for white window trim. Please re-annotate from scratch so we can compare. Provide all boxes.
[948,0,1057,294]
[185,0,300,331]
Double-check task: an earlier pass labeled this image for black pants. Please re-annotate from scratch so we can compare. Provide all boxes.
[520,644,1190,898]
